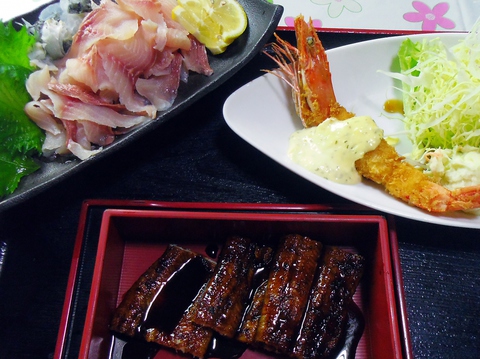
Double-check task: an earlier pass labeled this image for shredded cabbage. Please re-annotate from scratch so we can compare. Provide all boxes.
[395,22,480,160]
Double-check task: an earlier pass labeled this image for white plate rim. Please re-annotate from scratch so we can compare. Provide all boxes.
[223,32,480,229]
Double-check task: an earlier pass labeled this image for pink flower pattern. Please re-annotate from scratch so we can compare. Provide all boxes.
[403,1,455,31]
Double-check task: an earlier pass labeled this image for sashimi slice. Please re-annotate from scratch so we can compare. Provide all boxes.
[136,53,183,111]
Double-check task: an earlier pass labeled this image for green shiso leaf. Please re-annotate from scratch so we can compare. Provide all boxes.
[0,64,44,154]
[0,21,45,198]
[0,21,36,70]
[0,151,40,197]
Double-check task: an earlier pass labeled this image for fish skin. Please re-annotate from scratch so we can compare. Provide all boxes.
[254,234,323,354]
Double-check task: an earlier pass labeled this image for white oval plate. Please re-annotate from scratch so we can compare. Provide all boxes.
[223,33,480,228]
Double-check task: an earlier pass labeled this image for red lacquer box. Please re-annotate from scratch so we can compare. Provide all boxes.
[54,201,411,359]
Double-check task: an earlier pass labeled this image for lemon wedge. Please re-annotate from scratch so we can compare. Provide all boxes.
[172,0,248,55]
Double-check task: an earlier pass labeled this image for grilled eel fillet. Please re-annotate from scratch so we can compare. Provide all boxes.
[191,236,273,338]
[292,246,365,359]
[110,245,215,358]
[111,237,365,359]
[236,245,274,344]
[236,279,268,344]
[254,234,323,354]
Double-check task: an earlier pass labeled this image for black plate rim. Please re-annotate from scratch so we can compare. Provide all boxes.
[0,0,284,212]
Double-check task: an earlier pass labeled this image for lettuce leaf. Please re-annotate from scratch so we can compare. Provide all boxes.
[398,38,420,77]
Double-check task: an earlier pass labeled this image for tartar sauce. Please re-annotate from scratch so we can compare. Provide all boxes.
[288,116,384,184]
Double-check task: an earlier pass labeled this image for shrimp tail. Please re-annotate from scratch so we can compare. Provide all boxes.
[292,16,353,126]
[264,16,353,128]
[356,139,480,212]
[447,187,480,212]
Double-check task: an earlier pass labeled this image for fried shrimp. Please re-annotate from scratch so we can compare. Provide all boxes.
[264,29,353,128]
[266,15,480,213]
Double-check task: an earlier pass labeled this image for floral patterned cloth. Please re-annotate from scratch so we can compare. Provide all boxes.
[3,1,479,33]
[273,0,480,32]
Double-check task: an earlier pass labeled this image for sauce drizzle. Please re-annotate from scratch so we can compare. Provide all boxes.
[383,99,404,114]
[140,256,213,334]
